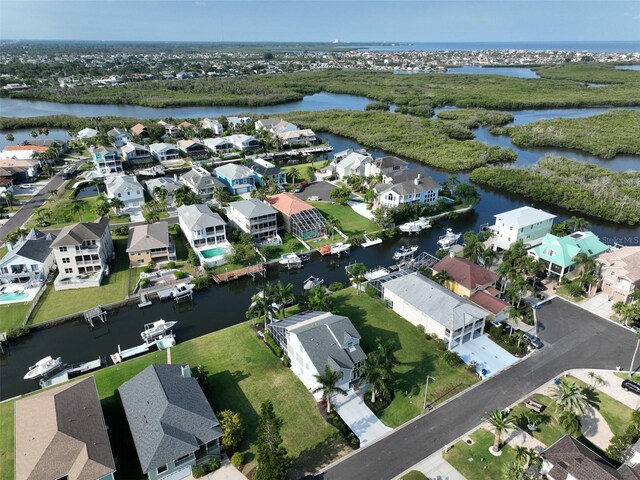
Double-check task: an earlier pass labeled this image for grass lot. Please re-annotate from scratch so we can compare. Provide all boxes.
[332,289,478,427]
[444,428,518,480]
[0,321,338,479]
[0,302,30,332]
[282,160,330,182]
[310,201,379,236]
[29,239,142,324]
[0,246,6,259]
[511,393,566,447]
[616,372,640,383]
[260,233,306,261]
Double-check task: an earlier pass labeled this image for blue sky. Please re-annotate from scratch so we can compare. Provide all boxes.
[1,1,639,42]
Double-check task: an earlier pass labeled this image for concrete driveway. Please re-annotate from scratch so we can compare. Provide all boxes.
[580,292,615,320]
[452,334,518,379]
[334,390,392,446]
[292,180,338,202]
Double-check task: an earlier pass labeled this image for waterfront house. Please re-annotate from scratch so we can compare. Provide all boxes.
[1,145,48,161]
[0,169,14,193]
[77,127,99,140]
[489,206,556,251]
[204,137,234,154]
[104,175,145,209]
[150,143,180,163]
[178,121,198,131]
[50,217,115,290]
[180,166,224,200]
[383,272,488,348]
[225,134,261,151]
[247,158,287,187]
[366,155,409,177]
[267,311,367,395]
[201,118,224,136]
[0,228,55,286]
[157,120,178,136]
[335,151,373,178]
[120,142,151,164]
[177,139,209,159]
[90,146,124,175]
[432,254,500,298]
[0,158,39,179]
[130,123,149,138]
[107,127,132,147]
[277,128,317,147]
[119,364,223,480]
[266,192,328,241]
[127,222,175,266]
[226,198,279,243]
[214,163,256,194]
[226,116,251,130]
[177,204,230,266]
[374,170,439,208]
[529,231,609,280]
[14,377,116,480]
[145,176,182,200]
[255,118,298,134]
[596,246,640,304]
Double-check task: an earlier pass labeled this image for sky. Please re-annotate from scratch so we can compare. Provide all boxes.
[0,0,639,43]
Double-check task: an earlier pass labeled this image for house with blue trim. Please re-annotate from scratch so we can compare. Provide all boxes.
[214,163,256,194]
[248,158,287,187]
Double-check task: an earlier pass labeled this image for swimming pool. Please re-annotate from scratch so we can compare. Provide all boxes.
[200,247,227,259]
[0,291,29,302]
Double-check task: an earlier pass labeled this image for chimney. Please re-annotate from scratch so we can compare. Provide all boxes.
[414,173,421,185]
[180,365,191,378]
[449,250,455,258]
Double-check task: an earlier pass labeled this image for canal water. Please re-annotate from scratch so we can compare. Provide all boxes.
[1,97,640,400]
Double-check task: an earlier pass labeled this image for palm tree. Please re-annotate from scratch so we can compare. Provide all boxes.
[566,216,589,233]
[212,186,228,205]
[109,197,125,216]
[153,186,168,208]
[504,462,529,480]
[47,188,58,203]
[2,192,15,210]
[433,270,452,287]
[273,281,294,318]
[94,200,111,218]
[359,355,387,403]
[628,330,640,378]
[251,188,268,201]
[481,248,498,268]
[143,210,160,224]
[325,216,341,240]
[5,227,28,245]
[287,167,300,184]
[348,262,367,293]
[249,292,277,329]
[462,232,484,264]
[71,200,86,222]
[526,448,543,470]
[587,371,605,389]
[484,409,515,454]
[312,366,347,414]
[514,445,529,466]
[551,379,589,416]
[374,339,399,378]
[363,188,376,206]
[559,411,582,436]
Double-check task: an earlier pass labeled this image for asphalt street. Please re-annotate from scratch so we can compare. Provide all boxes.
[318,297,638,480]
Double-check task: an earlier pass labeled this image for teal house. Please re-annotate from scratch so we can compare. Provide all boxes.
[529,231,609,279]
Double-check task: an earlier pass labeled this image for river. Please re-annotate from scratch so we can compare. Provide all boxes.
[1,98,639,400]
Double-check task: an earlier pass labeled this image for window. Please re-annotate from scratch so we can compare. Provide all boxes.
[64,268,73,274]
[544,248,555,257]
[62,258,70,264]
[157,465,168,474]
[59,246,67,252]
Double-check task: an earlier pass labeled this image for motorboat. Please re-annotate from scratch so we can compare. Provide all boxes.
[249,290,283,310]
[361,235,382,248]
[399,217,431,233]
[330,243,351,255]
[141,319,178,342]
[171,283,194,298]
[303,276,324,290]
[279,253,302,266]
[437,228,462,249]
[24,356,63,380]
[393,245,418,261]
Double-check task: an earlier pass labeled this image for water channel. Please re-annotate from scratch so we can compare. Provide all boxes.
[1,96,640,400]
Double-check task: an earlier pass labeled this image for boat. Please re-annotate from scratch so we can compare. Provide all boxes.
[318,245,331,256]
[393,245,418,261]
[138,292,152,308]
[330,243,351,255]
[279,253,302,266]
[437,228,462,249]
[249,290,283,310]
[303,276,324,290]
[171,283,194,298]
[361,235,382,248]
[39,357,104,388]
[24,356,63,380]
[141,319,178,342]
[399,217,432,233]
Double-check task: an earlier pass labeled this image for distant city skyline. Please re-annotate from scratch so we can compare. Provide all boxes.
[0,1,639,43]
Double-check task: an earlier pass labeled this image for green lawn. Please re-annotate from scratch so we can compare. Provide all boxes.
[400,471,428,480]
[511,393,566,447]
[260,233,306,261]
[0,302,30,332]
[29,239,142,324]
[0,246,7,259]
[310,201,379,236]
[282,160,330,181]
[0,321,338,479]
[444,429,518,480]
[616,372,640,383]
[332,289,478,427]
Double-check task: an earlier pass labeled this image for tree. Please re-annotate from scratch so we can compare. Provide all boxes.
[566,216,589,233]
[454,182,480,206]
[30,130,38,138]
[143,209,160,224]
[4,133,14,142]
[363,188,376,206]
[551,221,572,237]
[5,227,27,245]
[254,400,291,480]
[287,167,300,184]
[312,365,347,413]
[248,292,277,329]
[559,411,582,436]
[306,285,331,311]
[329,186,351,205]
[372,206,394,229]
[481,247,498,268]
[462,232,485,264]
[273,281,294,318]
[484,409,515,454]
[504,462,530,480]
[153,186,168,206]
[359,355,386,403]
[47,189,58,203]
[71,200,86,222]
[374,339,399,380]
[587,371,605,389]
[94,200,111,218]
[2,191,15,210]
[514,445,529,466]
[217,409,244,452]
[433,269,452,286]
[348,262,367,293]
[551,379,589,416]
[109,197,125,216]
[325,216,341,240]
[212,186,229,205]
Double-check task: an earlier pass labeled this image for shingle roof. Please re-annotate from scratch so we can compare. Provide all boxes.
[378,175,440,196]
[177,204,226,230]
[119,365,222,474]
[15,377,116,480]
[215,163,254,181]
[127,222,170,252]
[0,230,55,265]
[598,246,640,283]
[228,199,277,219]
[543,436,621,480]
[469,290,510,315]
[375,156,408,169]
[266,192,314,216]
[149,143,178,154]
[104,175,143,195]
[432,256,499,290]
[277,129,315,140]
[181,167,224,190]
[50,218,110,248]
[145,177,181,195]
[495,206,557,228]
[107,127,129,137]
[120,142,149,154]
[248,161,282,177]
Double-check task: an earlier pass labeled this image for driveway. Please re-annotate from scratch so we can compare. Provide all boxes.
[580,292,615,320]
[334,390,392,446]
[319,298,639,480]
[452,334,518,379]
[292,180,337,202]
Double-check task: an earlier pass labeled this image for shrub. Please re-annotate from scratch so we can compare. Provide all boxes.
[328,281,345,292]
[140,278,150,289]
[174,270,186,280]
[192,466,206,478]
[169,223,180,235]
[188,247,200,266]
[166,261,176,269]
[113,225,129,237]
[7,326,30,340]
[231,452,244,468]
[218,409,244,452]
[192,275,212,291]
[191,365,210,395]
[144,261,156,273]
[347,234,364,246]
[282,355,291,367]
[264,331,283,357]
[208,458,221,472]
[443,350,463,367]
[434,338,447,351]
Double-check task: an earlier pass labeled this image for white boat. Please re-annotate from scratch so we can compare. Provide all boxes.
[330,243,351,255]
[399,217,432,233]
[141,319,178,342]
[279,253,302,266]
[361,235,382,248]
[393,245,418,261]
[303,276,324,290]
[437,228,462,249]
[24,356,63,380]
[171,283,194,298]
[138,292,152,308]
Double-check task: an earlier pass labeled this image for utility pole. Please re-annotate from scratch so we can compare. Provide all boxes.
[423,376,436,410]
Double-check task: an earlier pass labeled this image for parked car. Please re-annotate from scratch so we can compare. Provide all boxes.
[499,321,516,336]
[307,195,320,201]
[294,181,308,193]
[622,379,640,395]
[527,278,545,292]
[523,332,544,349]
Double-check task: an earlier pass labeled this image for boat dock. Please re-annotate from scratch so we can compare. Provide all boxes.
[83,306,107,327]
[213,263,266,284]
[157,288,173,300]
[110,343,151,364]
[39,357,103,388]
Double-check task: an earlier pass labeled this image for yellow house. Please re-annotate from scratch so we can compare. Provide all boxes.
[126,222,175,266]
[432,254,499,298]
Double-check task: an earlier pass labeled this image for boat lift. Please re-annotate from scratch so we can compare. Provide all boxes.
[83,306,107,327]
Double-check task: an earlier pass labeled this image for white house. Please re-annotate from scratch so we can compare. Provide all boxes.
[489,206,557,251]
[120,142,151,164]
[145,176,182,200]
[177,204,230,266]
[277,129,317,147]
[77,127,98,140]
[204,137,234,154]
[149,143,180,162]
[201,118,224,136]
[226,116,251,130]
[105,175,145,208]
[0,228,55,286]
[374,171,439,208]
[267,311,367,394]
[107,128,132,147]
[226,198,279,243]
[335,151,373,178]
[225,134,261,151]
[383,272,488,349]
[157,120,178,136]
[180,166,224,200]
[366,156,409,177]
[90,146,124,175]
[255,118,298,134]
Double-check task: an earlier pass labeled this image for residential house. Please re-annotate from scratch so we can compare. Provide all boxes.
[383,272,488,348]
[14,377,116,480]
[26,138,70,153]
[177,139,209,159]
[266,192,327,241]
[204,137,234,154]
[77,127,99,140]
[225,134,261,152]
[214,163,256,194]
[177,204,229,266]
[333,148,368,161]
[247,158,287,187]
[127,222,175,266]
[366,155,409,177]
[529,231,609,280]
[335,151,373,178]
[201,118,224,136]
[226,116,251,130]
[145,176,182,200]
[597,246,640,304]
[119,364,223,480]
[226,199,279,243]
[107,127,132,147]
[490,206,557,251]
[1,145,48,161]
[374,170,440,208]
[0,168,15,193]
[120,142,151,164]
[180,166,224,200]
[50,217,115,290]
[255,118,298,134]
[157,120,178,137]
[432,254,500,298]
[149,143,180,162]
[104,175,145,208]
[277,129,317,147]
[267,311,367,394]
[0,228,55,286]
[90,146,124,175]
[130,123,149,139]
[178,121,198,131]
[0,158,39,179]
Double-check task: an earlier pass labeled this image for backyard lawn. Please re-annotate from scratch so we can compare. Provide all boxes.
[310,201,379,236]
[260,232,306,261]
[0,302,30,332]
[332,289,478,427]
[444,428,518,480]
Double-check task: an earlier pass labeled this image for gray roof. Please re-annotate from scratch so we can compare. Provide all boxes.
[543,436,621,480]
[120,142,149,154]
[0,229,54,265]
[145,177,181,195]
[149,143,179,154]
[177,204,226,230]
[127,222,170,252]
[104,175,143,195]
[248,161,282,177]
[181,168,224,191]
[107,127,129,137]
[92,146,118,156]
[215,163,254,180]
[50,218,110,248]
[383,273,487,330]
[377,170,440,196]
[119,365,222,474]
[494,206,557,228]
[228,199,277,219]
[375,155,408,169]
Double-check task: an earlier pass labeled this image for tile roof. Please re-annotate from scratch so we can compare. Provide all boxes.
[127,222,170,252]
[266,192,314,216]
[469,290,510,315]
[432,256,499,290]
[543,436,621,480]
[129,123,148,135]
[228,198,277,219]
[50,218,110,248]
[494,206,556,228]
[598,246,640,283]
[4,145,48,152]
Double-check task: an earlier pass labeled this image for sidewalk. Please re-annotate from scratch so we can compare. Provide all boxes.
[393,450,465,480]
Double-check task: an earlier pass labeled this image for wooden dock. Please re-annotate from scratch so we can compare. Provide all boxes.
[213,263,266,284]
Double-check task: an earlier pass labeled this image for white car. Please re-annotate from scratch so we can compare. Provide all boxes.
[307,196,320,201]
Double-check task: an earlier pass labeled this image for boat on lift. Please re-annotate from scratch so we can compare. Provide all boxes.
[399,217,432,234]
[141,319,178,343]
[437,228,462,249]
[24,356,63,380]
[303,276,324,290]
[171,283,194,298]
[330,243,351,255]
[279,253,302,267]
[393,245,418,261]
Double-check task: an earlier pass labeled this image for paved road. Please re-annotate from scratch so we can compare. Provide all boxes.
[318,298,638,480]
